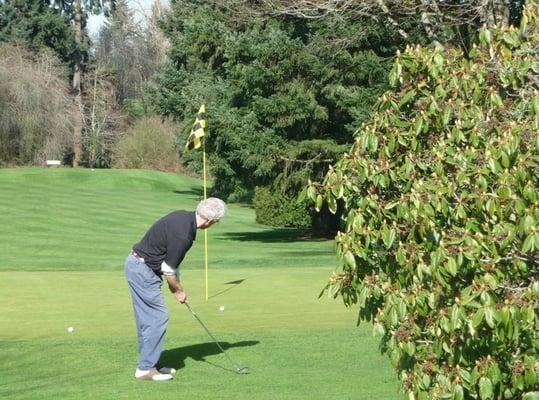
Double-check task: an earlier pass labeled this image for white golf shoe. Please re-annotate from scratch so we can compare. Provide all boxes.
[135,368,173,381]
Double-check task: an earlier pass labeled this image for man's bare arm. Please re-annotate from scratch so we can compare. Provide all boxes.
[164,274,187,303]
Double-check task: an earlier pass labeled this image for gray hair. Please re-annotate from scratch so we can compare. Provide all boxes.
[196,197,227,221]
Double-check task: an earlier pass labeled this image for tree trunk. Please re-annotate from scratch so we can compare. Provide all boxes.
[72,0,83,167]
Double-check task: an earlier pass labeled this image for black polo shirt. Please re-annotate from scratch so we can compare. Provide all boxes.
[133,211,197,272]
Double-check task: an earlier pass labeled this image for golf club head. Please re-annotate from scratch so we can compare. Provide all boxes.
[236,367,249,374]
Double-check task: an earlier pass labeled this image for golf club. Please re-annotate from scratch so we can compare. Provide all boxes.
[184,302,250,374]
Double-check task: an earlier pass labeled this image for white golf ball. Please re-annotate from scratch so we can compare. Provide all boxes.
[67,326,74,333]
[219,306,225,312]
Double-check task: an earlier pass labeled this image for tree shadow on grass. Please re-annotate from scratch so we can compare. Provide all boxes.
[173,188,204,197]
[159,340,259,372]
[220,228,330,243]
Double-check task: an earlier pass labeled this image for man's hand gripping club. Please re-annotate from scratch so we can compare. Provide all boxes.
[164,274,187,303]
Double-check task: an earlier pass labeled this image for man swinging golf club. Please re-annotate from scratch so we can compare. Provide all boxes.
[125,197,227,381]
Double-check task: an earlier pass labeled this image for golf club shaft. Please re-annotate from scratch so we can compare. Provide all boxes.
[184,302,241,370]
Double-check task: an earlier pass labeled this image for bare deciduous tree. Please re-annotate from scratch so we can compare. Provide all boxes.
[209,0,524,45]
[0,44,75,165]
[72,0,84,167]
[94,0,169,104]
[83,64,125,167]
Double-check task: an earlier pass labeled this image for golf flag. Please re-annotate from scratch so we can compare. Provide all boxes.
[184,103,211,300]
[185,104,206,151]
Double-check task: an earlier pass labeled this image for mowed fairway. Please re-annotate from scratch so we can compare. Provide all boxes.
[0,168,399,400]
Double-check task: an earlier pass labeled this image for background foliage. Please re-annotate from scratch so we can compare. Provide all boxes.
[148,0,398,224]
[312,3,539,399]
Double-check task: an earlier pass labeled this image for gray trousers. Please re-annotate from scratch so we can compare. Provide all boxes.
[124,253,169,370]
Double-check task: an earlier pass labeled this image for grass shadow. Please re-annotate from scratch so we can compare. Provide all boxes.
[159,340,259,372]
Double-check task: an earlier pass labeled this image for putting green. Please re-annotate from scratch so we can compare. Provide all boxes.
[0,168,399,399]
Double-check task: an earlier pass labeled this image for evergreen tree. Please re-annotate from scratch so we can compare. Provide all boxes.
[0,0,77,65]
[149,0,398,227]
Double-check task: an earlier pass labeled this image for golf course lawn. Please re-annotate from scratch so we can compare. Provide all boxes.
[0,168,400,399]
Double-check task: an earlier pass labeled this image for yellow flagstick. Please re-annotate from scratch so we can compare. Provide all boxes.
[185,103,209,300]
[203,140,209,301]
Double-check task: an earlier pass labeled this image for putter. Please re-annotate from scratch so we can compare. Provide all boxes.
[184,302,250,374]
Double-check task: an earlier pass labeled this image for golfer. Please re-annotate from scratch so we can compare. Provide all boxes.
[125,197,227,381]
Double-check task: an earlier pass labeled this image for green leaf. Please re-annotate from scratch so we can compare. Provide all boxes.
[298,187,309,203]
[404,341,415,356]
[358,286,369,307]
[460,369,471,384]
[442,107,452,125]
[307,185,316,202]
[330,183,344,199]
[504,389,514,399]
[373,322,385,336]
[399,89,417,108]
[490,92,503,108]
[451,304,460,329]
[479,28,492,44]
[472,308,485,328]
[500,151,510,168]
[328,196,337,214]
[344,251,356,269]
[502,31,520,47]
[523,392,539,400]
[384,201,399,211]
[446,257,457,276]
[454,384,464,400]
[522,234,535,253]
[485,307,495,328]
[421,374,431,389]
[315,194,323,211]
[524,368,537,387]
[382,227,396,249]
[479,377,493,400]
[415,117,424,135]
[523,215,536,232]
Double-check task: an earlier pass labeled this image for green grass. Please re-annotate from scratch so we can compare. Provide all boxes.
[0,168,400,399]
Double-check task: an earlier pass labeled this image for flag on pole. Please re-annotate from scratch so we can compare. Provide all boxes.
[185,104,206,151]
[183,103,211,300]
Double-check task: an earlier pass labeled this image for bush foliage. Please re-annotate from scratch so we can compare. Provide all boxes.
[112,116,181,172]
[311,3,538,400]
[254,186,311,228]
